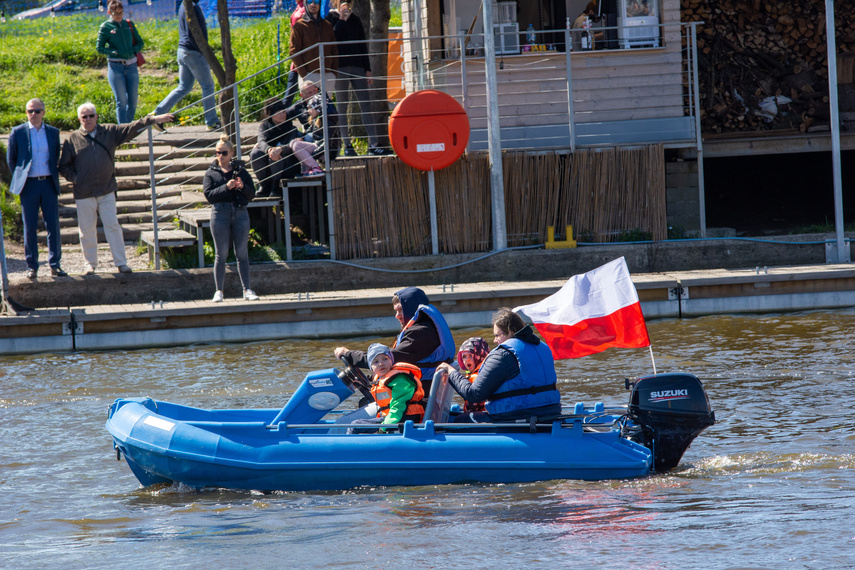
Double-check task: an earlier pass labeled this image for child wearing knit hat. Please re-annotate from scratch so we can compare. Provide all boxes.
[347,343,425,433]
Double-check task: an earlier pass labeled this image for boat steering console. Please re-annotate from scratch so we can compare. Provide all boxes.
[337,354,374,402]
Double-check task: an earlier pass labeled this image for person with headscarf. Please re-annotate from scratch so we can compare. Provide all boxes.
[455,337,489,413]
[437,307,561,423]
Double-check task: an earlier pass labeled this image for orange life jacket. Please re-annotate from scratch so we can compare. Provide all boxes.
[463,364,487,413]
[464,361,483,384]
[371,363,425,421]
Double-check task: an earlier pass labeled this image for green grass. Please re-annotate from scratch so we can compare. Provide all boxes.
[790,219,855,234]
[0,14,293,130]
[0,6,402,132]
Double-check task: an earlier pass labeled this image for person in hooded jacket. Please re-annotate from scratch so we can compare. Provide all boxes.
[289,0,337,89]
[437,307,562,423]
[250,99,303,197]
[334,286,455,395]
[282,0,306,106]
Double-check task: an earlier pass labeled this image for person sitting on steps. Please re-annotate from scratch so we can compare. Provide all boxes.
[288,81,334,178]
[249,99,302,198]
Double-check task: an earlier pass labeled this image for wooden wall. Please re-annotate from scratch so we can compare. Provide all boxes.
[330,145,666,259]
[402,0,687,127]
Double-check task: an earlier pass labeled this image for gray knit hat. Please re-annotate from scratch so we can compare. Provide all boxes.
[366,343,393,366]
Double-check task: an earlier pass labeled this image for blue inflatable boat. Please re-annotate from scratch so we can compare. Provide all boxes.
[105,365,715,492]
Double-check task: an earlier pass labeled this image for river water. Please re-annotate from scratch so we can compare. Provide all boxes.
[2,309,854,569]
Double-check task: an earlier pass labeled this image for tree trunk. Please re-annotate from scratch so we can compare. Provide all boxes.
[216,0,239,140]
[368,0,391,145]
[352,0,369,28]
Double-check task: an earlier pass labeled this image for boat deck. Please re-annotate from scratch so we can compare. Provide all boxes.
[2,263,854,354]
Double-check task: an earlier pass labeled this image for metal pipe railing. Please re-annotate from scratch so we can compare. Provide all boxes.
[143,22,701,262]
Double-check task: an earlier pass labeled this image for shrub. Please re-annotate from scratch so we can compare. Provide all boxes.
[0,183,23,241]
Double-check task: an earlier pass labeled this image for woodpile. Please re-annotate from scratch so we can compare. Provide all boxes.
[682,0,855,133]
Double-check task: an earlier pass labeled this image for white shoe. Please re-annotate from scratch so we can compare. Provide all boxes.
[212,290,224,303]
[243,289,259,301]
[83,264,96,275]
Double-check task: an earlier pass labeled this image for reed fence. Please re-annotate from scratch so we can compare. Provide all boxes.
[331,144,666,259]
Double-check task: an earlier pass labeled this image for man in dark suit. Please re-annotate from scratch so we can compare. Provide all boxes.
[7,98,66,279]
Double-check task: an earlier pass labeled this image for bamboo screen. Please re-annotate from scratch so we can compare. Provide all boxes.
[330,145,666,259]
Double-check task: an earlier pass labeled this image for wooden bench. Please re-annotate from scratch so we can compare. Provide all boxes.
[139,229,197,265]
[176,209,213,268]
[176,198,284,268]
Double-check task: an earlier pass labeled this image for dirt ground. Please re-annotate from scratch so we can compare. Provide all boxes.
[3,239,152,278]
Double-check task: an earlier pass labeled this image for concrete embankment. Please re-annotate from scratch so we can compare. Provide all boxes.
[2,236,854,355]
[5,235,842,308]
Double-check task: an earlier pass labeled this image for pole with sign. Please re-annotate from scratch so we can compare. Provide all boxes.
[389,90,470,255]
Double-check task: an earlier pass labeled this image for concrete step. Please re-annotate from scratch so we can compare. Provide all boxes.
[117,144,256,161]
[59,172,207,194]
[115,156,213,177]
[46,225,132,246]
[182,190,207,203]
[124,128,258,150]
[58,181,203,206]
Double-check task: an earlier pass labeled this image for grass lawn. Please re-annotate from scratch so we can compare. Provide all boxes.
[0,14,295,131]
[0,6,402,132]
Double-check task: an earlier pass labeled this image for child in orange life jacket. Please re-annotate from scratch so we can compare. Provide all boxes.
[456,337,489,413]
[347,343,425,434]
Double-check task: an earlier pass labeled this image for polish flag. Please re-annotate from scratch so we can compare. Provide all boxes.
[515,257,650,360]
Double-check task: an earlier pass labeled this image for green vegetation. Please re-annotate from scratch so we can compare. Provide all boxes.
[791,219,855,234]
[0,14,293,130]
[0,3,403,132]
[667,225,689,240]
[615,228,653,242]
[0,183,23,240]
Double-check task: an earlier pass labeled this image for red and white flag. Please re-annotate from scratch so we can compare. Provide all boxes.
[515,257,650,360]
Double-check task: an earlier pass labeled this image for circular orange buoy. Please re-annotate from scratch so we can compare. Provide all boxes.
[389,90,470,171]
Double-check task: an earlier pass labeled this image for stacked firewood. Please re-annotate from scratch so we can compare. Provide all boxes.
[682,0,855,133]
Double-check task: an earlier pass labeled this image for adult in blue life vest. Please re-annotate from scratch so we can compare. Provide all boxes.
[334,286,455,395]
[7,98,65,279]
[437,307,562,423]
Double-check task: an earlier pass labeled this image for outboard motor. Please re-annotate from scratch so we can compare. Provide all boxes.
[623,373,715,471]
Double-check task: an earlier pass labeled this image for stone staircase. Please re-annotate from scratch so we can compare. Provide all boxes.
[48,124,259,248]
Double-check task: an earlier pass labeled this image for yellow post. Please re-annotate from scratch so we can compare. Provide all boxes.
[545,225,577,249]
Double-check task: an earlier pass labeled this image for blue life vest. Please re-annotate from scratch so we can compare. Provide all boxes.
[485,338,560,417]
[395,303,455,379]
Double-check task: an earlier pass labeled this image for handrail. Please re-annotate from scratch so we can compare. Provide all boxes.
[262,417,622,431]
[142,22,701,262]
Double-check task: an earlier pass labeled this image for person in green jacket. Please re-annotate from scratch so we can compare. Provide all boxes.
[97,0,144,123]
[346,343,425,434]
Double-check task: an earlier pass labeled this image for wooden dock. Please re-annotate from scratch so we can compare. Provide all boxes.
[1,263,853,355]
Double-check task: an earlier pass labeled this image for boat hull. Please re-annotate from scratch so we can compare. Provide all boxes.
[106,398,653,492]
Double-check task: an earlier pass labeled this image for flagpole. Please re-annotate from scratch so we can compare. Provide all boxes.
[648,345,657,375]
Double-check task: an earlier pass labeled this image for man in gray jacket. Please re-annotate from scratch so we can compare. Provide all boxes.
[58,102,173,274]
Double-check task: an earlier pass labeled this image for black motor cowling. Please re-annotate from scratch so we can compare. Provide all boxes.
[624,373,715,471]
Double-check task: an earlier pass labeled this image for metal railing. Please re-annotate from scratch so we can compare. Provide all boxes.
[141,21,703,264]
